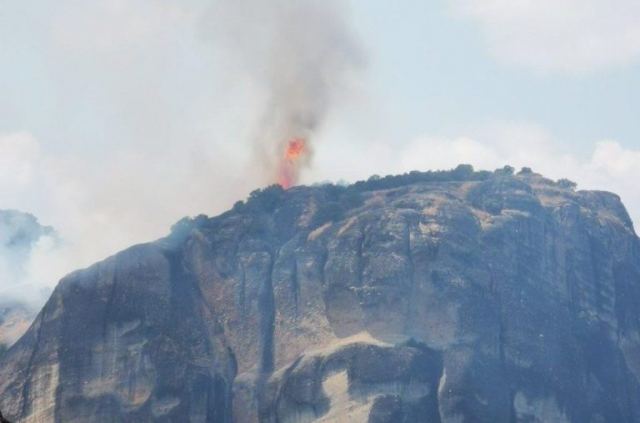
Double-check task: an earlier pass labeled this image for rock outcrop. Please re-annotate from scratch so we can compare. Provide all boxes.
[0,304,32,353]
[1,166,640,422]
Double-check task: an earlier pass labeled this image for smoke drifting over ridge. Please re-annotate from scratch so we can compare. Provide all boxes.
[0,0,367,313]
[208,0,365,188]
[0,210,59,309]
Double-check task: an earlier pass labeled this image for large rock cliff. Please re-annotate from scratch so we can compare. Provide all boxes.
[1,166,640,422]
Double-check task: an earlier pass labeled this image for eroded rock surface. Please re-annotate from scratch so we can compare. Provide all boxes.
[1,167,640,422]
[0,304,32,351]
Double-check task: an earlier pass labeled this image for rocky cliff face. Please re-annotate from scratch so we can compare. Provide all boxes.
[0,304,32,353]
[1,166,640,422]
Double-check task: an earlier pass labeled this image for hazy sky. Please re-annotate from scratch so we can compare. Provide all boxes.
[1,0,640,305]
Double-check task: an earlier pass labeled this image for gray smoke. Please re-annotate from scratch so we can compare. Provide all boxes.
[206,0,365,186]
[0,210,59,308]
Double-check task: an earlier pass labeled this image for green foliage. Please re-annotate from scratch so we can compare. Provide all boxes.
[557,178,577,190]
[518,167,534,175]
[244,185,285,213]
[168,214,209,245]
[348,164,492,193]
[232,200,245,212]
[495,165,515,176]
[452,164,474,179]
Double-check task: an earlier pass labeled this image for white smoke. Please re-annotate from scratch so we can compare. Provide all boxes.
[0,210,59,312]
[0,1,367,313]
[0,130,254,309]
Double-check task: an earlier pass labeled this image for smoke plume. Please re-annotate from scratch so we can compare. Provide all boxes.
[0,210,59,309]
[0,1,366,315]
[207,0,365,188]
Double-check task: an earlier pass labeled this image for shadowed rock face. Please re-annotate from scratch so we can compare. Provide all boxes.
[1,167,640,422]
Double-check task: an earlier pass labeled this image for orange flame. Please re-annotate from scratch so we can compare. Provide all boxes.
[278,137,307,189]
[284,138,306,161]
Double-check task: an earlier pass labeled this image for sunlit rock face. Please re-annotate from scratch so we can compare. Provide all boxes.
[0,303,32,350]
[1,166,640,422]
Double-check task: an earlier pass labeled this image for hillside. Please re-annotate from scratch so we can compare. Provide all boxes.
[1,166,639,422]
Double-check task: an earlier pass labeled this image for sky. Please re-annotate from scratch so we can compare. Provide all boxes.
[1,0,639,306]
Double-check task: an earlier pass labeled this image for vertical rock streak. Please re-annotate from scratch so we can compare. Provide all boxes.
[1,169,640,422]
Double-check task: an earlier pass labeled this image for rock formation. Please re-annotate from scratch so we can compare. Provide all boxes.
[0,304,32,354]
[1,166,639,422]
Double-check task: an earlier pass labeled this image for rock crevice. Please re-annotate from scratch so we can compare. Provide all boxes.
[1,167,640,422]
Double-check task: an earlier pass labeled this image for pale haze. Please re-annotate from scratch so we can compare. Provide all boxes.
[1,0,639,308]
